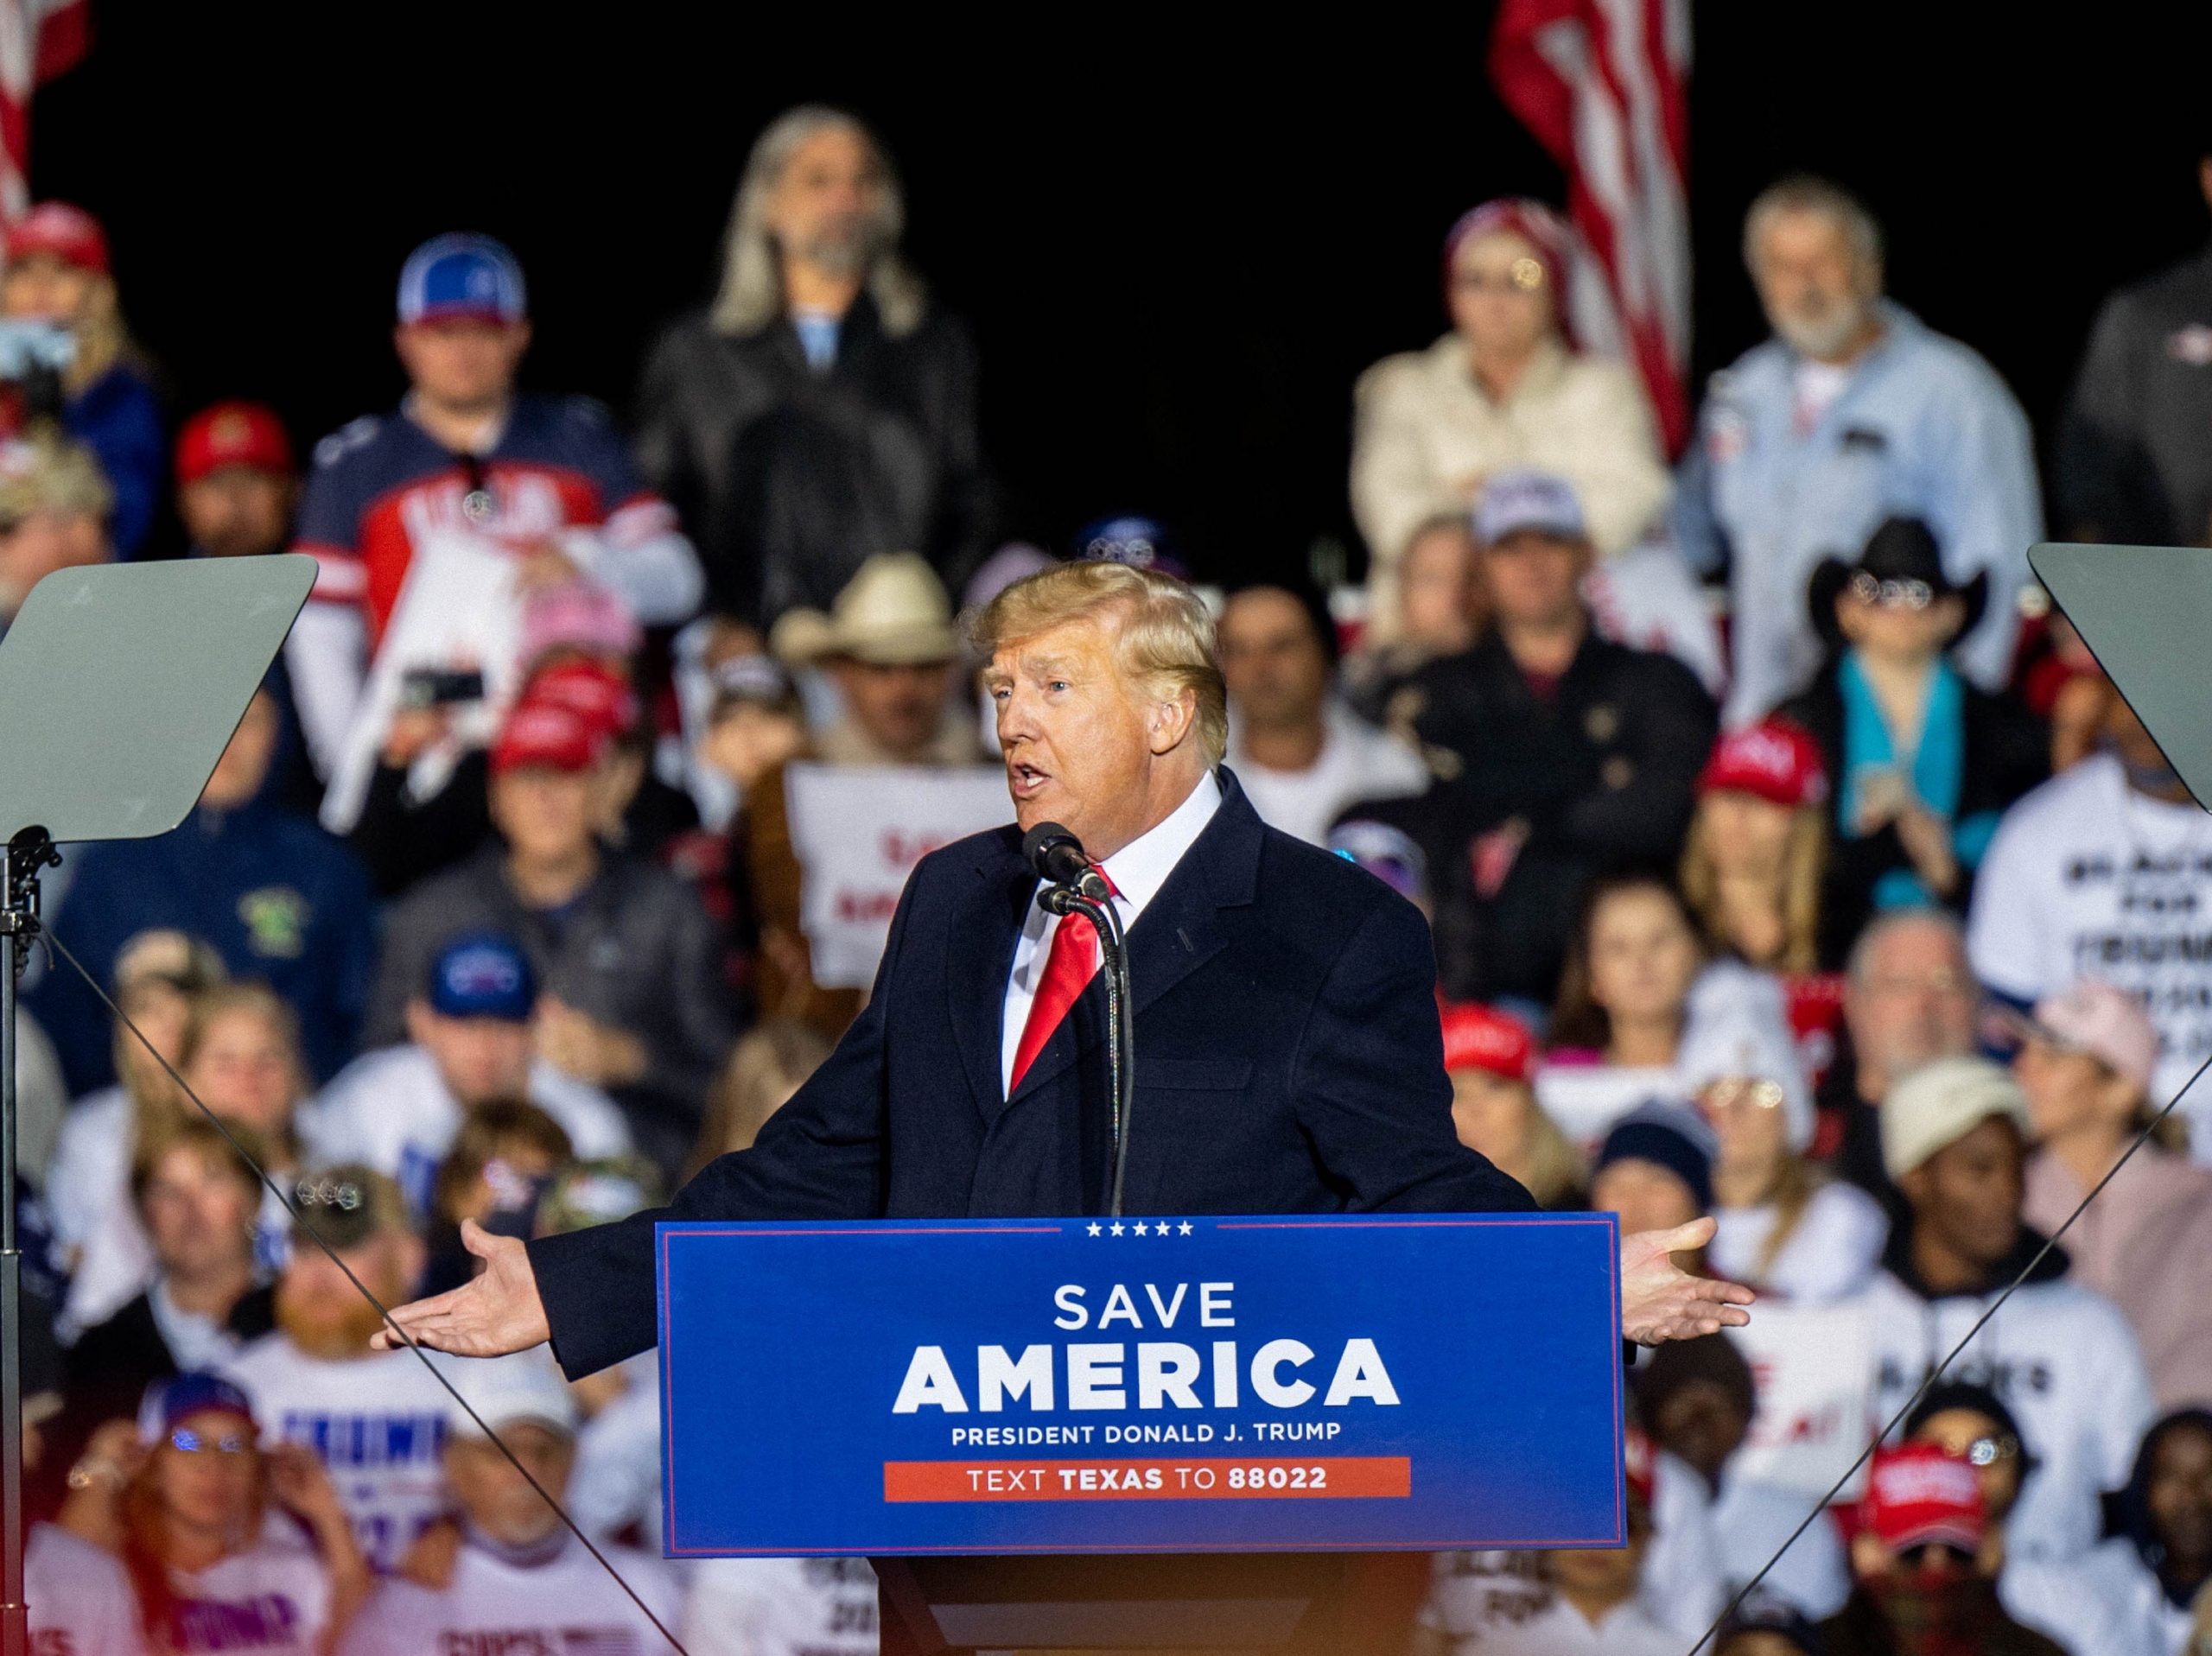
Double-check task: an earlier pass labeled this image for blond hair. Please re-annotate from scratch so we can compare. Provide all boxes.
[686,1019,831,1182]
[710,105,925,339]
[1679,799,1829,974]
[969,561,1229,766]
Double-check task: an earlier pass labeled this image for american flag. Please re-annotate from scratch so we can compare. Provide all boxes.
[0,0,86,216]
[1490,0,1693,455]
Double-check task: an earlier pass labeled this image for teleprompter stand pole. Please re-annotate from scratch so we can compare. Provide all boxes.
[2,826,58,1656]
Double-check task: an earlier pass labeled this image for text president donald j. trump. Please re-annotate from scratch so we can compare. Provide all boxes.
[377,559,1751,1371]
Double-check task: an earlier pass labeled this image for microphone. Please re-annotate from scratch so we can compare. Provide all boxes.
[1022,822,1111,903]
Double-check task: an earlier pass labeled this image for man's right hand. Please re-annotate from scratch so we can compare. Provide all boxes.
[370,1219,551,1358]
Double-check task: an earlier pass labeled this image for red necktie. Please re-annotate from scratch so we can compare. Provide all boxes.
[1009,874,1119,1092]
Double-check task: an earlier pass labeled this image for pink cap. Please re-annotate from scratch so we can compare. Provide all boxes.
[4,201,108,276]
[2028,980,2159,1094]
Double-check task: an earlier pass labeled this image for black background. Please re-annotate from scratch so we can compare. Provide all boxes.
[27,3,2212,581]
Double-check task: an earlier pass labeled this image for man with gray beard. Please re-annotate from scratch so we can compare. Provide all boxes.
[1825,910,1982,1217]
[634,104,991,632]
[1674,175,2040,724]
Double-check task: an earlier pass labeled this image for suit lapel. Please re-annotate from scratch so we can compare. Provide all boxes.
[950,831,1033,1125]
[1000,771,1264,1106]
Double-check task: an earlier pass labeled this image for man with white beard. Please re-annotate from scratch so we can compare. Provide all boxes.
[1673,175,2040,724]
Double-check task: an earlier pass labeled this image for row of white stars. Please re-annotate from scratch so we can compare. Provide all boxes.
[1084,1221,1196,1237]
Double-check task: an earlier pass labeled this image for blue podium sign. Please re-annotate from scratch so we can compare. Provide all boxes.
[658,1214,1624,1557]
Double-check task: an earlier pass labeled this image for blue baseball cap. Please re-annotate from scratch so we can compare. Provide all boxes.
[1473,468,1586,546]
[427,930,537,1021]
[397,232,527,327]
[139,1371,257,1445]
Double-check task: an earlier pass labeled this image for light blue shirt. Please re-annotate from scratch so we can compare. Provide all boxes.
[1674,301,2043,724]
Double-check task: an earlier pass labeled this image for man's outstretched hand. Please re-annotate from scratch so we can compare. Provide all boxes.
[1620,1218,1754,1346]
[370,1220,551,1358]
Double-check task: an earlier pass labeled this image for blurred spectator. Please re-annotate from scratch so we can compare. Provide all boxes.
[1969,693,2212,1138]
[1218,576,1425,845]
[52,1120,275,1480]
[685,1018,831,1183]
[176,400,296,560]
[306,930,630,1213]
[0,201,163,557]
[31,683,376,1093]
[1352,198,1669,644]
[23,1512,138,1653]
[1415,1442,1677,1654]
[1548,874,1707,1069]
[64,983,306,1339]
[1675,176,2040,723]
[1908,1382,2163,1656]
[340,1356,679,1653]
[0,428,111,625]
[1681,717,1835,972]
[289,232,701,804]
[1711,1596,1825,1656]
[2101,1410,2212,1656]
[219,1167,460,1576]
[532,1158,671,1549]
[1827,910,1980,1215]
[635,104,988,629]
[1777,517,2046,945]
[749,552,982,1038]
[1326,813,1433,918]
[1635,1336,1850,1618]
[2057,155,2212,546]
[2015,980,2212,1410]
[420,1100,572,1294]
[1864,1056,2155,1560]
[683,1558,880,1656]
[693,651,807,803]
[1822,1443,2066,1656]
[1408,472,1717,1002]
[54,1375,368,1653]
[43,930,220,1278]
[370,695,735,1179]
[1590,1100,1715,1238]
[1681,1007,1886,1302]
[1341,512,1484,724]
[1439,1001,1584,1207]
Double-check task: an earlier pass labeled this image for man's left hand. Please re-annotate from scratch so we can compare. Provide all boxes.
[1621,1218,1753,1345]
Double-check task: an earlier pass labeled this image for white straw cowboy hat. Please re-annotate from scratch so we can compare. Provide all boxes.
[769,552,962,667]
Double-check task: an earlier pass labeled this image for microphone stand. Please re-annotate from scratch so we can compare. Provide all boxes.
[1,827,55,1656]
[1040,887,1137,1218]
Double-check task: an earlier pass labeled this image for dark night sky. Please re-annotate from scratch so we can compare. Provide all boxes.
[25,4,2212,581]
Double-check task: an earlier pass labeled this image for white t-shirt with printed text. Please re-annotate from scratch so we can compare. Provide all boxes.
[680,1556,880,1656]
[338,1532,682,1656]
[219,1335,460,1575]
[25,1522,139,1656]
[1967,752,2212,1146]
[1419,1551,1679,1656]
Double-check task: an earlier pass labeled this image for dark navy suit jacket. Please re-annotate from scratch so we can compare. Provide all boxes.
[528,768,1535,1377]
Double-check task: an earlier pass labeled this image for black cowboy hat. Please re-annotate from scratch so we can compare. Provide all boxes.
[1807,516,1988,650]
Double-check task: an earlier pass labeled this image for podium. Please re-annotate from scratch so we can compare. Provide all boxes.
[658,1214,1626,1653]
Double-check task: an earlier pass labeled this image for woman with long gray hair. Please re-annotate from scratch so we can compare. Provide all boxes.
[634,104,989,633]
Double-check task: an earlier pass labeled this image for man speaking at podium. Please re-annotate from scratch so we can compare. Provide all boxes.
[378,560,1750,1368]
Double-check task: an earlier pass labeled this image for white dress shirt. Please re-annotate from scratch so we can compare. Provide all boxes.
[1000,770,1224,1094]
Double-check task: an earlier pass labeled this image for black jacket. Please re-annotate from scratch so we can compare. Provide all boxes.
[1402,626,1719,1000]
[369,846,737,1179]
[633,295,990,626]
[2058,243,2212,546]
[526,769,1535,1380]
[1777,662,2046,956]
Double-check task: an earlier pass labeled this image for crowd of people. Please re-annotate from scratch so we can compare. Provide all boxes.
[7,97,2212,1656]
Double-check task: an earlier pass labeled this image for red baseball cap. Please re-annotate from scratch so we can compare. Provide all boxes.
[1439,1001,1536,1084]
[520,659,638,742]
[490,698,608,777]
[175,402,295,485]
[1697,719,1829,810]
[5,202,109,276]
[1859,1443,1985,1554]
